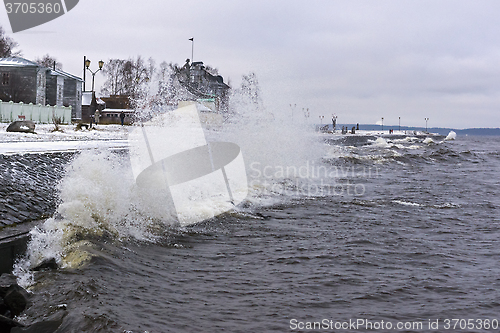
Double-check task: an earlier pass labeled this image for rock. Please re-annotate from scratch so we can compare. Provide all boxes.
[0,314,24,332]
[0,274,17,299]
[0,298,9,317]
[11,310,66,333]
[3,285,29,317]
[10,320,61,333]
[3,204,18,213]
[6,121,36,134]
[32,258,59,271]
[0,274,17,288]
[0,276,30,318]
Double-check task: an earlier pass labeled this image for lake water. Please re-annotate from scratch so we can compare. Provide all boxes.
[9,131,500,332]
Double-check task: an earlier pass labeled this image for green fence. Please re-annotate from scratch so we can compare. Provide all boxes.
[0,100,72,124]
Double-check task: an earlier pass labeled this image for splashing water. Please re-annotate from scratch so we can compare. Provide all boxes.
[14,96,326,284]
[370,137,391,148]
[212,102,325,205]
[445,131,457,141]
[14,149,179,285]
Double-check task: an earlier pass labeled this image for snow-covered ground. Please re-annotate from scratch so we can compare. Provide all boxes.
[0,123,129,154]
[0,123,128,142]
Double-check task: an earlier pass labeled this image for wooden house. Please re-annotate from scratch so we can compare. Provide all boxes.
[0,57,46,105]
[99,109,134,125]
[99,95,134,125]
[0,57,83,120]
[46,69,83,120]
[175,60,230,112]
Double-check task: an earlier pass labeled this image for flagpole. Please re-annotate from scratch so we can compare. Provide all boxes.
[189,37,194,63]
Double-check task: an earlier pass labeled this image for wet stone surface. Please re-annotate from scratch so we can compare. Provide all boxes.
[0,153,75,228]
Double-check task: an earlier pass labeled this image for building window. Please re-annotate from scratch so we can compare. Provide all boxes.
[2,73,9,86]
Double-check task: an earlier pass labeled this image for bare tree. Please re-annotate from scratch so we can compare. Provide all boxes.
[100,56,231,111]
[100,58,127,96]
[240,72,262,106]
[100,56,156,108]
[124,56,155,102]
[0,25,21,57]
[35,54,62,70]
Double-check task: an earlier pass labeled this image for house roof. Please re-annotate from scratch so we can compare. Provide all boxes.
[0,56,83,81]
[0,57,40,67]
[82,91,105,106]
[49,69,83,82]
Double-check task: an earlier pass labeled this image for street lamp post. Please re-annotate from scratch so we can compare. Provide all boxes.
[85,59,104,93]
[290,104,296,122]
[304,108,310,123]
[319,115,324,125]
[425,118,429,132]
[85,59,104,123]
[399,117,401,132]
[381,117,384,132]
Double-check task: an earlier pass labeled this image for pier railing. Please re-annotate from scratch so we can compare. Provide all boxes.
[0,100,72,124]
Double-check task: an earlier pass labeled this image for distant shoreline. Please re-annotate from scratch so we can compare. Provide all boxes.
[327,124,500,136]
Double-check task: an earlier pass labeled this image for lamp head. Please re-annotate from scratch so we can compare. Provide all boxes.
[85,59,91,68]
[98,60,104,69]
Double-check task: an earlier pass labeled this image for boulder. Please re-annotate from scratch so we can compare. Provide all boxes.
[0,298,9,318]
[11,310,66,333]
[6,121,36,134]
[0,314,24,332]
[10,320,61,333]
[0,275,17,299]
[32,258,59,272]
[3,285,29,317]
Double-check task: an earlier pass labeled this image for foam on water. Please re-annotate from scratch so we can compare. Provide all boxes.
[445,131,457,141]
[393,200,422,207]
[14,149,178,285]
[370,137,391,148]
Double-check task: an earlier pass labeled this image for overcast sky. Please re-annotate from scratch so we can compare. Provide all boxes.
[2,0,500,128]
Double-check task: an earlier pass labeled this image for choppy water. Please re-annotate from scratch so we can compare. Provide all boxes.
[8,132,500,332]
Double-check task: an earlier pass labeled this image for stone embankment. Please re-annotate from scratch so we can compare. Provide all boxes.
[0,153,74,228]
[0,153,72,332]
[0,152,74,274]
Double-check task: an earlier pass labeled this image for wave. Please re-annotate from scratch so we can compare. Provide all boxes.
[351,198,461,210]
[324,133,485,167]
[13,150,173,285]
[444,131,457,141]
[14,103,328,281]
[12,102,472,285]
[392,200,422,207]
